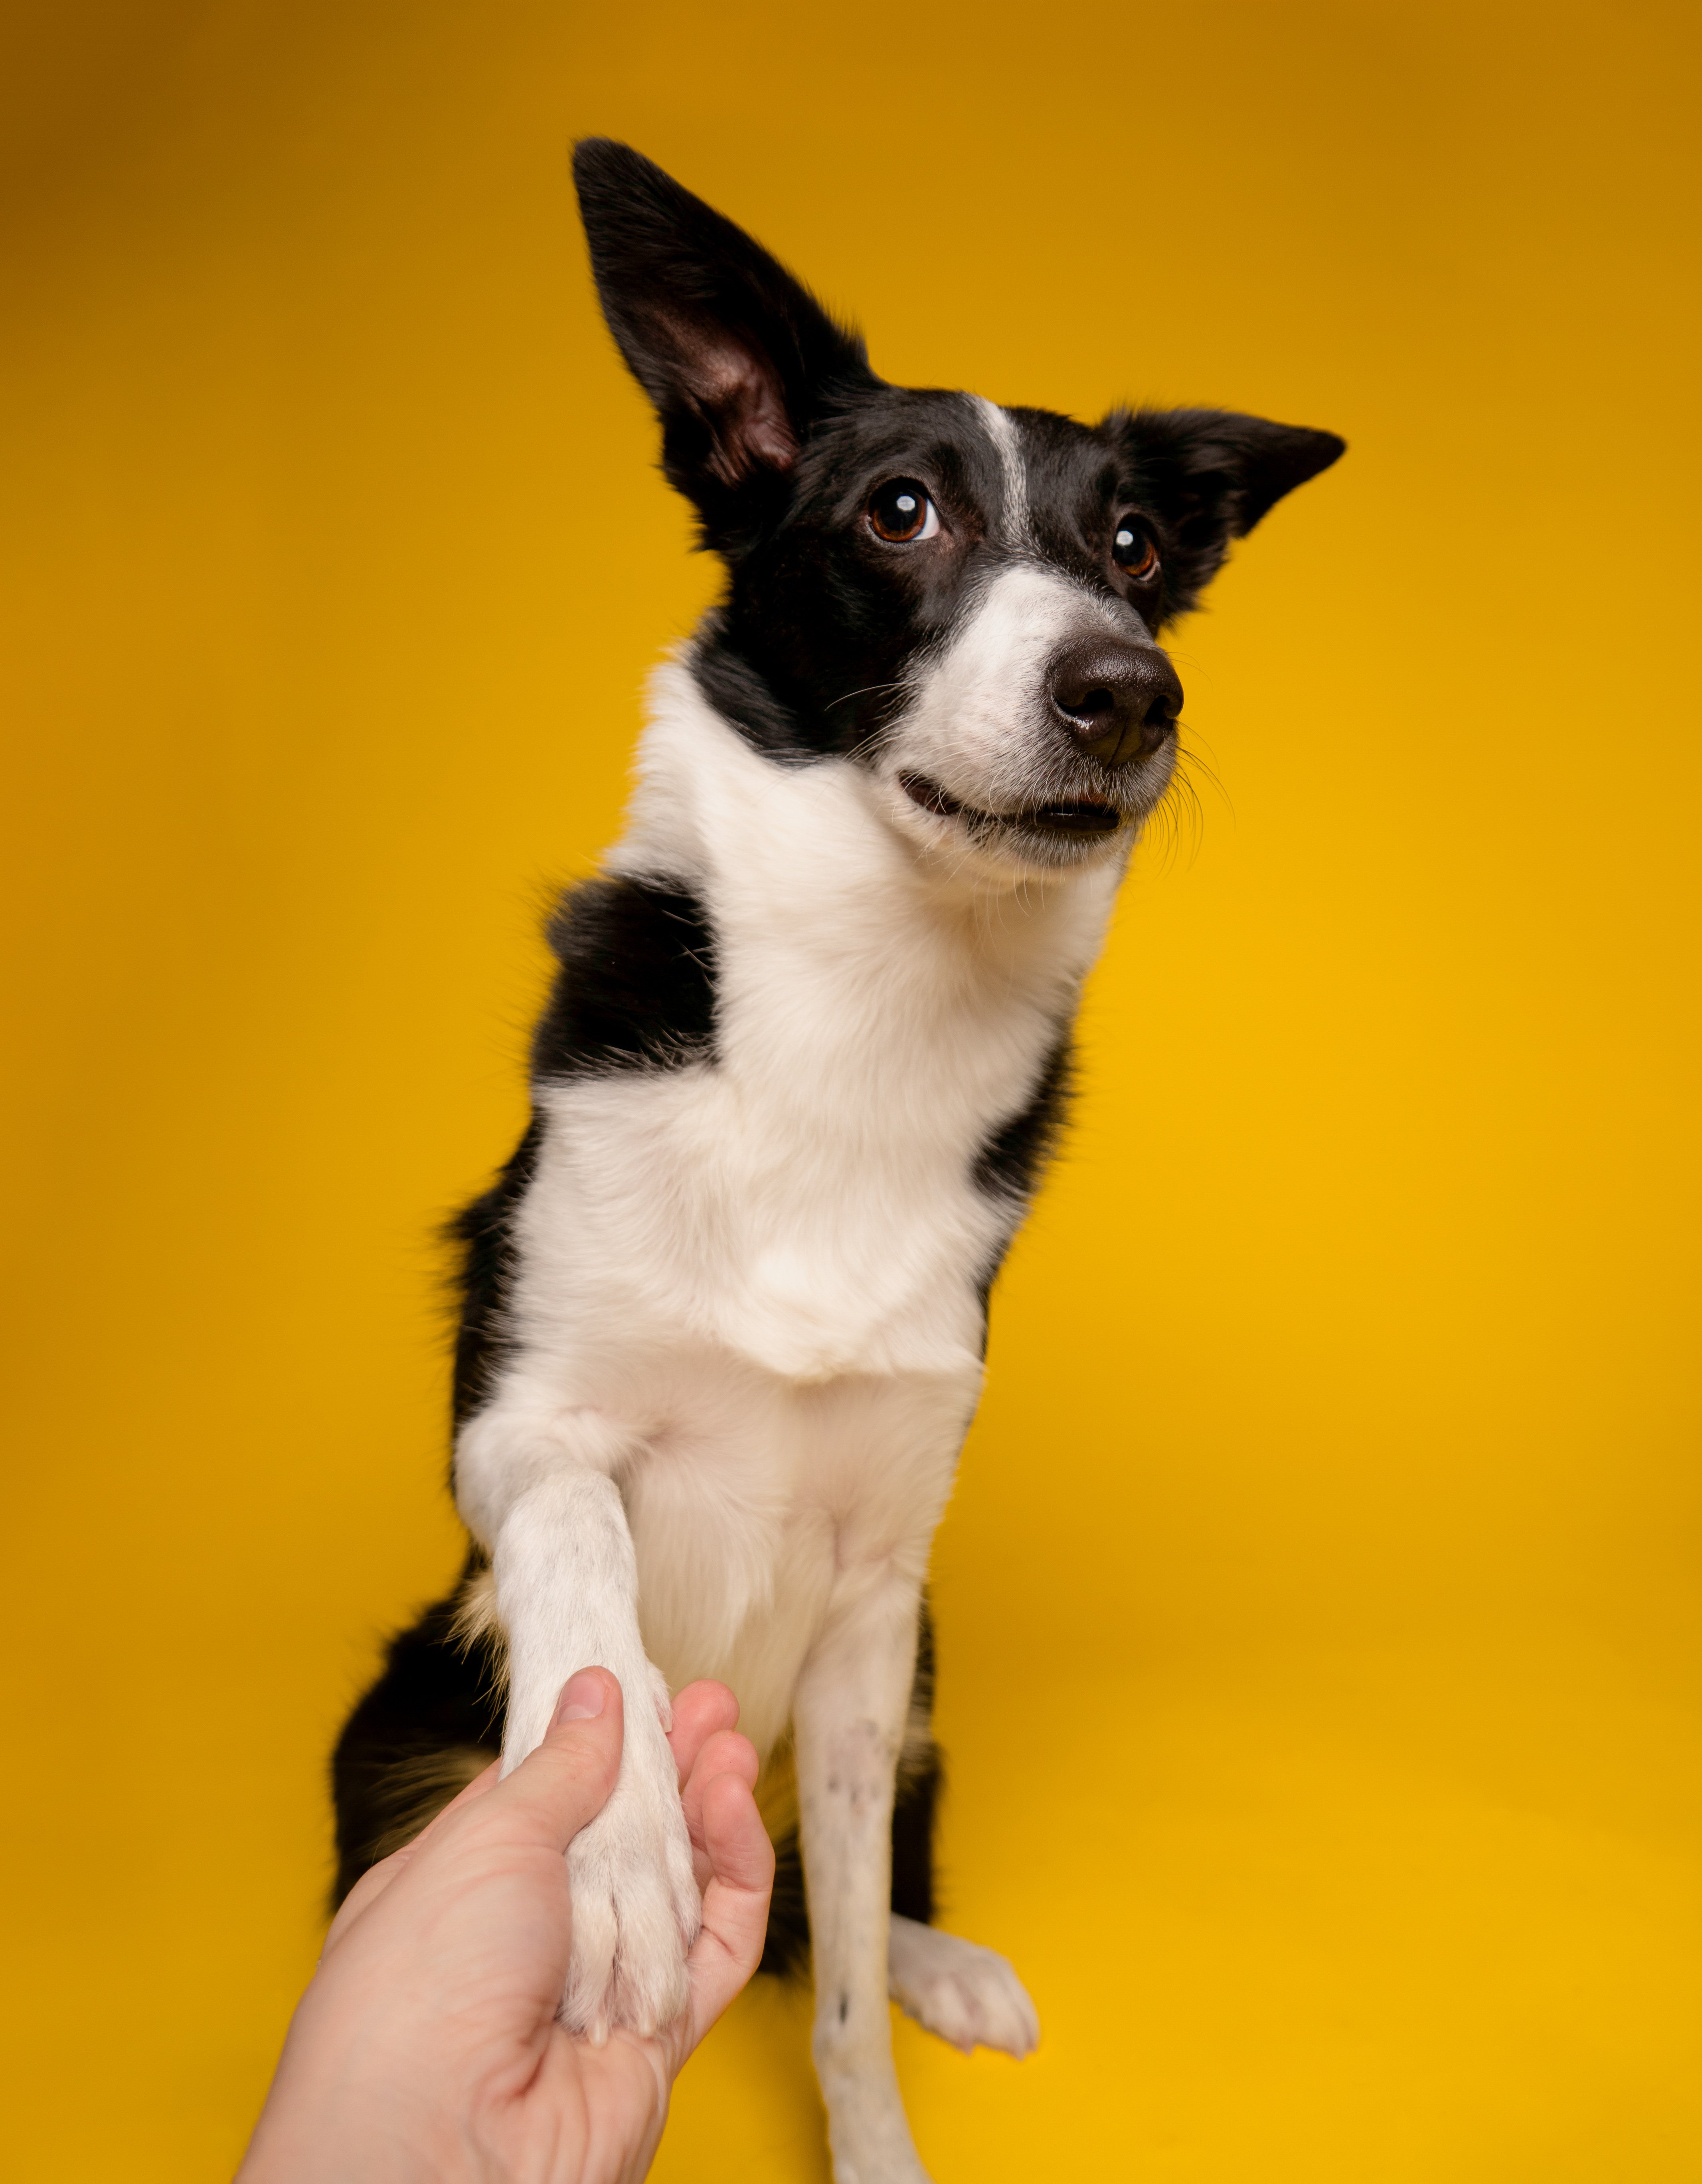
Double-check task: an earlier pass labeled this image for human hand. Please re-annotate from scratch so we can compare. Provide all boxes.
[238,1669,773,2184]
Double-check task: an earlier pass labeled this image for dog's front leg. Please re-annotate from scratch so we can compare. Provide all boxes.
[796,1569,931,2184]
[456,1400,699,2043]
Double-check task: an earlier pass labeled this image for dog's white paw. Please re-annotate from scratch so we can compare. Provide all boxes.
[886,1915,1040,2058]
[559,1689,700,2043]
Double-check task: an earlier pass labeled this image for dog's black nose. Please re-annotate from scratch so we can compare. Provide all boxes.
[1048,638,1183,767]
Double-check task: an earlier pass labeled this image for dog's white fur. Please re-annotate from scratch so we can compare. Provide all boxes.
[455,432,1137,2174]
[975,394,1036,550]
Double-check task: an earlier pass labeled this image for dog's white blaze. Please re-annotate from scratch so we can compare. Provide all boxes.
[457,663,1117,2067]
[974,393,1033,548]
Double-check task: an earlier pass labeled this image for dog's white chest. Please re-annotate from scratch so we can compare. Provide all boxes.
[526,1068,1002,1386]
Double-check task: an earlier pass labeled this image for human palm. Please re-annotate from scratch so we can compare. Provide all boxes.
[240,1668,773,2184]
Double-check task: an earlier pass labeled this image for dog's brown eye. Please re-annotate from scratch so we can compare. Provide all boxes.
[1113,518,1160,582]
[868,479,939,543]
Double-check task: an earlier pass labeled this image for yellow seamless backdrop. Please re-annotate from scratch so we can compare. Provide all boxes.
[2,3,1698,2176]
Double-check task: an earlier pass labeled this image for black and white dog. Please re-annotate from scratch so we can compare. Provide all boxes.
[333,140,1342,2182]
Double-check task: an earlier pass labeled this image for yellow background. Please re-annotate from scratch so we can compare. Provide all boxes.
[3,2,1699,2176]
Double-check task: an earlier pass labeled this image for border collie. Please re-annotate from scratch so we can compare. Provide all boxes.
[332,140,1343,2182]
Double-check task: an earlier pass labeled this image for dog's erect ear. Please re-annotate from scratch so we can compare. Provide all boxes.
[1108,408,1345,617]
[572,140,877,534]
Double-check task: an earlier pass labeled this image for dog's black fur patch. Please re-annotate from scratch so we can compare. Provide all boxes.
[534,876,718,1081]
[974,1034,1075,1209]
[971,1034,1077,1330]
[448,1120,542,1432]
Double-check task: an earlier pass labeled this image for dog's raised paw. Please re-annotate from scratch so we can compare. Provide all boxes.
[886,1915,1040,2058]
[559,1727,701,2043]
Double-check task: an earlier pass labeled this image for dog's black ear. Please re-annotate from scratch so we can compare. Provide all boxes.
[572,140,877,537]
[1107,408,1345,617]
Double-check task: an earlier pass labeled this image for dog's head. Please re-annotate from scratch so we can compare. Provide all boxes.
[574,140,1343,880]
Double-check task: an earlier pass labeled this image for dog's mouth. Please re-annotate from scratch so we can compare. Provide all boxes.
[898,772,1125,838]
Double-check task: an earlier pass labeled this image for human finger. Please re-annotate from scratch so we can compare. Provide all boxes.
[673,1768,775,2065]
[665,1679,740,1790]
[680,1729,761,1885]
[445,1667,624,1859]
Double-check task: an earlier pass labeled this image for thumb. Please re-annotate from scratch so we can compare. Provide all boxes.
[474,1667,626,1856]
